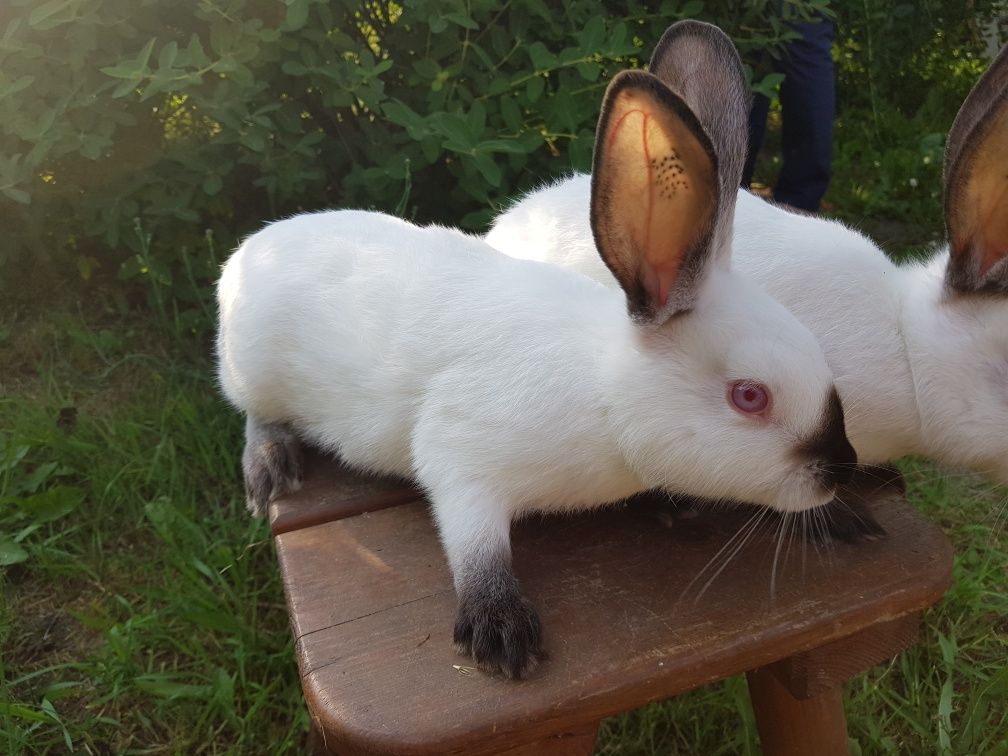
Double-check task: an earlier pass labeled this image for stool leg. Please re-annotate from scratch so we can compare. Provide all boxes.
[746,667,849,756]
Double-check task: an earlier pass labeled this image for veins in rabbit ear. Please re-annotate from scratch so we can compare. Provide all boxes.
[452,555,544,679]
[650,148,689,200]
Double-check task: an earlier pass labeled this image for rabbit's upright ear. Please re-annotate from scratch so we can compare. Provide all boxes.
[591,71,718,323]
[649,21,750,218]
[943,43,1008,294]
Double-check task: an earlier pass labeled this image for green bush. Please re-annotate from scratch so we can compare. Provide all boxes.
[1,0,828,304]
[823,0,1003,230]
[833,0,1002,118]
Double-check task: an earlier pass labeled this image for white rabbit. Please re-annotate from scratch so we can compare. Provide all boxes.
[217,59,855,677]
[736,43,1008,480]
[487,24,1008,495]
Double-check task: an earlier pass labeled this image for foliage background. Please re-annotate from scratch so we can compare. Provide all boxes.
[0,0,922,303]
[2,0,1008,753]
[2,0,1002,306]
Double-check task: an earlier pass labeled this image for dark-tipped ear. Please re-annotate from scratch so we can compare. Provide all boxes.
[943,43,1008,294]
[648,20,750,242]
[590,71,718,323]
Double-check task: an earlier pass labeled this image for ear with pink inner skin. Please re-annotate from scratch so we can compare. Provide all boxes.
[590,70,718,323]
[944,42,1008,294]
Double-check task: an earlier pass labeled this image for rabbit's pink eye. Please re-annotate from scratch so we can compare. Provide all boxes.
[729,381,770,415]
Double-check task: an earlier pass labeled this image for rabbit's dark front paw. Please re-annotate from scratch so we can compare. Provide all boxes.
[805,497,886,544]
[241,420,303,517]
[453,579,544,679]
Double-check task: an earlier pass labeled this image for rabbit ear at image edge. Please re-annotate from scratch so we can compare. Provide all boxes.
[590,70,719,324]
[943,42,1008,295]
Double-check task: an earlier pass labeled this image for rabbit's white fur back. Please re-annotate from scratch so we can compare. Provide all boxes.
[219,210,639,518]
[737,191,1008,481]
[731,190,921,464]
[219,209,838,524]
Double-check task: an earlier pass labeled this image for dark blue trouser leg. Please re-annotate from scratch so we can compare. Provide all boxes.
[774,18,836,211]
[742,17,836,211]
[742,92,771,188]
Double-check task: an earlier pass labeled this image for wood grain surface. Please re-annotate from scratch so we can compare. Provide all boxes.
[767,612,922,699]
[272,462,953,756]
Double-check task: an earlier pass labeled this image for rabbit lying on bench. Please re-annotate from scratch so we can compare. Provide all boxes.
[216,34,854,678]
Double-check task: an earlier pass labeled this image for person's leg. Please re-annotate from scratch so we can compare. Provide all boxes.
[742,92,771,188]
[774,17,836,211]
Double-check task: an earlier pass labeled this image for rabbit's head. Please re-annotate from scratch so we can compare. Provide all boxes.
[908,43,1008,482]
[592,22,855,512]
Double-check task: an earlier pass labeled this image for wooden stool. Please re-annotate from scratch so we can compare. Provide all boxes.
[269,453,952,755]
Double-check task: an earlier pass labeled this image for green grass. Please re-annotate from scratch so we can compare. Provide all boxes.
[0,305,306,752]
[1,284,1006,754]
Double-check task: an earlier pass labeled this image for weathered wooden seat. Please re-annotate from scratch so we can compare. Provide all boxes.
[270,452,952,755]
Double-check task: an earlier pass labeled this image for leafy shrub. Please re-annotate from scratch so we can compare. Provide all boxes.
[833,0,1003,119]
[825,0,1004,233]
[1,0,828,306]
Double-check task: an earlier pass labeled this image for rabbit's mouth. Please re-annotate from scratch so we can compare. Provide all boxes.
[813,459,854,490]
[772,466,840,513]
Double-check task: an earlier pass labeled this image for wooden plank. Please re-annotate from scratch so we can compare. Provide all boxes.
[768,613,921,699]
[279,504,451,640]
[268,451,420,536]
[275,485,952,755]
[489,724,598,756]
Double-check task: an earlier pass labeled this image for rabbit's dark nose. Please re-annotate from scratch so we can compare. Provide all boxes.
[800,387,857,489]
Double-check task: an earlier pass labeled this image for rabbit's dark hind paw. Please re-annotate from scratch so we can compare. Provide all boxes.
[242,420,303,517]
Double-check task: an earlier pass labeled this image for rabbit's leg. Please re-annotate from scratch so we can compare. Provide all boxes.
[430,485,544,679]
[453,557,544,679]
[241,415,303,517]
